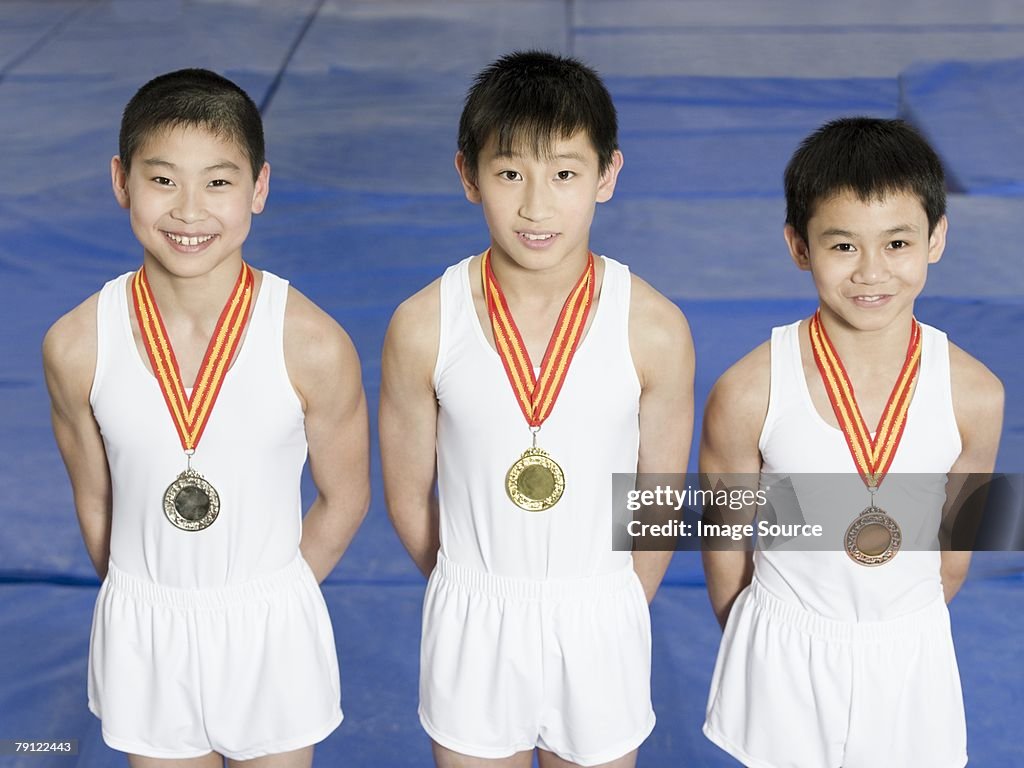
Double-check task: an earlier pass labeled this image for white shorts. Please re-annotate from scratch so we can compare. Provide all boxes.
[88,554,342,760]
[419,554,655,766]
[704,579,967,768]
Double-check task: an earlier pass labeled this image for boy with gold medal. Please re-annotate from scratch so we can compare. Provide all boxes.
[381,52,694,767]
[483,244,596,511]
[701,118,1004,768]
[43,70,369,765]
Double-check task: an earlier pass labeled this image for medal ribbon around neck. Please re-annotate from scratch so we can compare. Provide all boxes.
[131,263,254,452]
[481,249,595,430]
[809,310,921,490]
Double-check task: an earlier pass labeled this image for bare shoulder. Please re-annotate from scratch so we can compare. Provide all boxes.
[706,341,772,429]
[628,273,691,339]
[43,292,100,390]
[387,278,440,341]
[283,286,361,405]
[700,340,771,472]
[383,277,441,378]
[948,341,1004,427]
[627,273,693,384]
[284,286,355,360]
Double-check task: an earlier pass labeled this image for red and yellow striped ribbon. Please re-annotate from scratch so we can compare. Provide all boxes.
[482,249,594,428]
[809,310,921,489]
[131,263,254,452]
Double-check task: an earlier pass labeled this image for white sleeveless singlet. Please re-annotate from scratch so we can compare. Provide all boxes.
[89,271,307,588]
[434,255,641,580]
[754,319,962,621]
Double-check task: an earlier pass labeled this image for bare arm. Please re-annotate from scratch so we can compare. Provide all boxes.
[380,282,442,578]
[939,344,1004,603]
[285,288,370,583]
[628,277,695,603]
[43,296,113,579]
[699,343,770,629]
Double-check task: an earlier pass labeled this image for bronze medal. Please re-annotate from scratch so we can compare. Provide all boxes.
[809,311,921,566]
[844,505,902,566]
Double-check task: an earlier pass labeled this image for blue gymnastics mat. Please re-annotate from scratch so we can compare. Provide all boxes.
[1,1,1022,766]
[900,58,1024,196]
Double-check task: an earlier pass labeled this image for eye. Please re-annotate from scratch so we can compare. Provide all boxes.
[208,179,231,188]
[500,170,522,182]
[888,240,908,249]
[555,170,575,181]
[831,243,856,252]
[152,176,174,187]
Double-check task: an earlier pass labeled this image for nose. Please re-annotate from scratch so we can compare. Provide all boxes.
[518,178,554,223]
[852,247,889,285]
[170,185,207,224]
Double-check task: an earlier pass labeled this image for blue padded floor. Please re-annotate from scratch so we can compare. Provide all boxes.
[1,1,1022,766]
[900,58,1024,196]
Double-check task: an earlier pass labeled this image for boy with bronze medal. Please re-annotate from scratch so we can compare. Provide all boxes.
[809,308,918,565]
[43,70,370,765]
[381,52,694,767]
[700,118,1003,767]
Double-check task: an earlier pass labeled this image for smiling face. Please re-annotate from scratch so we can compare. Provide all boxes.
[785,188,947,333]
[111,123,269,279]
[456,130,622,274]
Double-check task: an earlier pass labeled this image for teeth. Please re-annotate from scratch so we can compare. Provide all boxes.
[166,232,214,246]
[522,233,554,241]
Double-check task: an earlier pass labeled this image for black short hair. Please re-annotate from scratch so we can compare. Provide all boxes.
[119,68,265,180]
[784,117,946,241]
[458,51,618,179]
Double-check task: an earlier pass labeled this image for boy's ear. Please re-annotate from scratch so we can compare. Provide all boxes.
[595,149,624,203]
[927,215,947,265]
[111,156,130,209]
[784,224,812,271]
[454,151,482,204]
[251,162,270,215]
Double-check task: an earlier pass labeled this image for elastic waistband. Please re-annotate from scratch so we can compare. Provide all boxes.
[104,554,312,611]
[433,553,638,601]
[747,578,948,642]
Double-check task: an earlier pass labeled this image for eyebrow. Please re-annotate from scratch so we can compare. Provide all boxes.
[490,150,588,163]
[820,224,920,238]
[882,224,920,235]
[142,158,242,173]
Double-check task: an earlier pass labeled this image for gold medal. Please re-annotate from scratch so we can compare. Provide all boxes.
[844,505,902,566]
[505,447,565,512]
[809,311,921,566]
[482,250,594,513]
[133,263,254,530]
[163,468,221,531]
